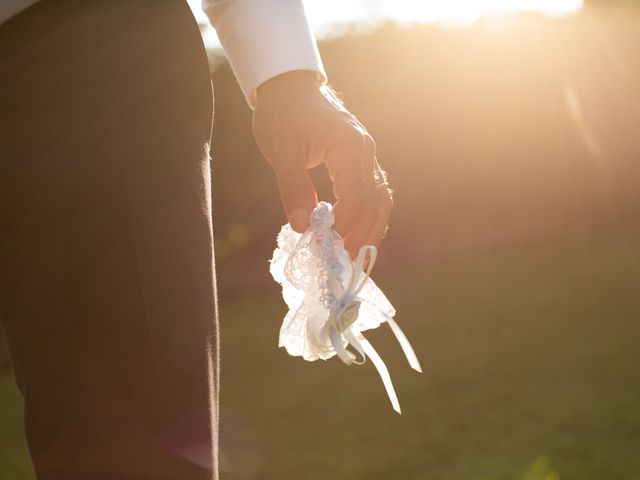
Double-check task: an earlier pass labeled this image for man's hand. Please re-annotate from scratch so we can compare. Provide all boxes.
[253,70,393,258]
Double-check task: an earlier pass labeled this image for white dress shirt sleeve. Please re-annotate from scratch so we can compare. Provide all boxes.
[202,0,327,109]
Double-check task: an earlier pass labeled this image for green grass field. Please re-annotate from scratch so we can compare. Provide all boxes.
[2,232,639,479]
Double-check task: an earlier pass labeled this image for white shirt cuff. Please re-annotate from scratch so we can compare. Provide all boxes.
[203,0,327,109]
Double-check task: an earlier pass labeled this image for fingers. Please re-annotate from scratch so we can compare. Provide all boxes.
[252,78,392,247]
[342,198,377,258]
[325,124,393,258]
[252,106,318,233]
[326,128,369,237]
[364,184,394,248]
[346,168,393,260]
[273,165,318,233]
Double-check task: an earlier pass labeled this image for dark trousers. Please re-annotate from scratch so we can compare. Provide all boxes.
[0,1,218,478]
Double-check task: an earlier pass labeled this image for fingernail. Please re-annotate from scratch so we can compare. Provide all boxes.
[290,208,310,232]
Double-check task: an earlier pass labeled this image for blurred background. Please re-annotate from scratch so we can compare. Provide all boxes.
[1,0,639,478]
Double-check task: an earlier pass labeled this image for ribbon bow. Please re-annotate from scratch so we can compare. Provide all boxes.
[327,245,422,414]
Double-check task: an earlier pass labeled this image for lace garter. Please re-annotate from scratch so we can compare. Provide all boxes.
[269,201,422,413]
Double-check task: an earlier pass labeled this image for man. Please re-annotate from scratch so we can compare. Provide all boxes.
[0,1,392,478]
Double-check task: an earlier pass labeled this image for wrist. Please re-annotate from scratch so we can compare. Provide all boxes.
[256,70,322,99]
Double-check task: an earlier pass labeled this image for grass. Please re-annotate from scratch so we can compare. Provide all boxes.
[2,232,639,479]
[0,375,32,479]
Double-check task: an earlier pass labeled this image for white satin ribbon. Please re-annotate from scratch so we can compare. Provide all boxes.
[328,245,422,414]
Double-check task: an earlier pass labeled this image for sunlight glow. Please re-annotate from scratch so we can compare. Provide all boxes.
[189,0,584,49]
[378,0,584,26]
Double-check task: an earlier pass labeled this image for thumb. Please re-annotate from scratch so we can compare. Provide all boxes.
[273,166,318,233]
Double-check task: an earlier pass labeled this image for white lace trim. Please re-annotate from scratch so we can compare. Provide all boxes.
[270,202,422,413]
